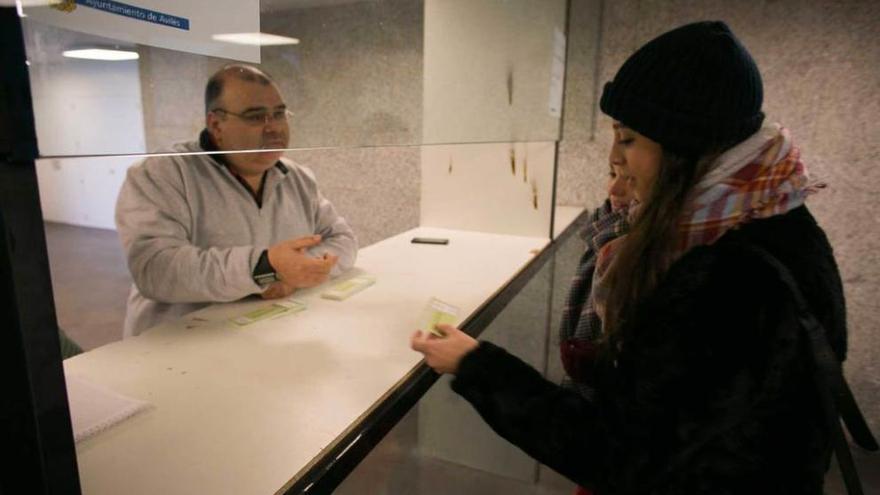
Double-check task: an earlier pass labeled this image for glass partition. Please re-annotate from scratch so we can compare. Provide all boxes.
[23,0,576,250]
[8,1,588,493]
[20,0,567,157]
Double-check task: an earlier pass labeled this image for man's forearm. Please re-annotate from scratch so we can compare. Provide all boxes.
[128,241,263,303]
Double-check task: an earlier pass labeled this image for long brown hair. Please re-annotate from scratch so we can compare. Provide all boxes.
[602,147,725,338]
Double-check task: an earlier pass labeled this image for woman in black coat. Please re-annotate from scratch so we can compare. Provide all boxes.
[411,21,848,494]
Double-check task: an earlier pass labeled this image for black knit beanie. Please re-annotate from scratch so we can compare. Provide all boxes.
[599,21,764,157]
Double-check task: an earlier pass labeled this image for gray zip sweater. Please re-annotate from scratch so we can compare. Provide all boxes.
[115,139,357,337]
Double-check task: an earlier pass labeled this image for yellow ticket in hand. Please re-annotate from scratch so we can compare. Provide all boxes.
[419,297,460,337]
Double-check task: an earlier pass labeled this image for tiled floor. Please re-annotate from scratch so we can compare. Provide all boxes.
[45,222,878,494]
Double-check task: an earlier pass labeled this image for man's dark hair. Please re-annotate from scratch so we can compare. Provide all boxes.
[204,64,275,114]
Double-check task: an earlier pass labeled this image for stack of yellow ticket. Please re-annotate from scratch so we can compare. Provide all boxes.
[231,299,307,327]
[418,297,460,337]
[321,275,376,301]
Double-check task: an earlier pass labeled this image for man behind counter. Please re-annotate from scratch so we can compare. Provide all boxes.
[116,64,357,337]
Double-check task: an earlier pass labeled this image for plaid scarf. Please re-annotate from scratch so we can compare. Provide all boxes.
[558,199,629,397]
[592,124,822,325]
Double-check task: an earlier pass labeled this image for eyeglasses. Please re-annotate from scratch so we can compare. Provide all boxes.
[211,108,293,126]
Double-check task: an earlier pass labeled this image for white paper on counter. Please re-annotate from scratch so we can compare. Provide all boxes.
[66,374,151,443]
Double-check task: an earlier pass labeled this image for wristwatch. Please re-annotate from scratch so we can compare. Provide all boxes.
[253,249,279,286]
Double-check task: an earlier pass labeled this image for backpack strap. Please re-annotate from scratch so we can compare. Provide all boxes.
[653,244,876,494]
[744,245,877,495]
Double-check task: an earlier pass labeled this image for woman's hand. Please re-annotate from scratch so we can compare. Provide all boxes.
[410,324,479,375]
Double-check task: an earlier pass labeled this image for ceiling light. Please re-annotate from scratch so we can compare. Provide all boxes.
[4,0,54,5]
[212,33,300,46]
[62,48,140,61]
[9,0,71,16]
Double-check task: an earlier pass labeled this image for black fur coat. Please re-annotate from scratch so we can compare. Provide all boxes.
[451,206,846,494]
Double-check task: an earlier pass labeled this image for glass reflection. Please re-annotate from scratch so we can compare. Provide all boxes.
[20,0,566,157]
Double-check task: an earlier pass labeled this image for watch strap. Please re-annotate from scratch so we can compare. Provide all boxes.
[253,249,278,286]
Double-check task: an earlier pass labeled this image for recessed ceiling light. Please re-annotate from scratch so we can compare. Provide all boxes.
[212,32,300,46]
[62,48,140,61]
[6,0,66,16]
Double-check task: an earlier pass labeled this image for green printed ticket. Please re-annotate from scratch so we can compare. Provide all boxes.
[231,299,307,326]
[321,275,376,301]
[419,297,460,337]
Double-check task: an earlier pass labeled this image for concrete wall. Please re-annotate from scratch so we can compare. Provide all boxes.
[138,0,423,152]
[22,21,146,229]
[422,0,565,144]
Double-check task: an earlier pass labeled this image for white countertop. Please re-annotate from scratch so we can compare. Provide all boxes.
[66,209,583,494]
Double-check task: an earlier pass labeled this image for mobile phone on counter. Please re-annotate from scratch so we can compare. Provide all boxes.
[411,237,449,245]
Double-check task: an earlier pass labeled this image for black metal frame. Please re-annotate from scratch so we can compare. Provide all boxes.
[0,7,81,494]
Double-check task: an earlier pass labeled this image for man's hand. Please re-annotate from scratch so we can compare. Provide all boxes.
[260,280,296,300]
[267,235,339,288]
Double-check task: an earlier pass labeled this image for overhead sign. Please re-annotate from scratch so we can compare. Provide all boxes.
[24,0,261,63]
[75,0,190,31]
